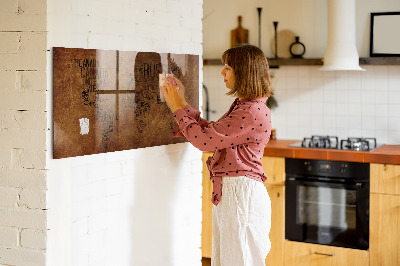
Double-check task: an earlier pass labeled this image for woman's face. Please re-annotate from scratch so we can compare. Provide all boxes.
[220,64,235,89]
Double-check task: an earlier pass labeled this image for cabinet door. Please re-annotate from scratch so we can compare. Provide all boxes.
[265,184,284,266]
[370,193,400,266]
[202,152,213,258]
[284,241,369,266]
[370,163,400,195]
[261,156,285,186]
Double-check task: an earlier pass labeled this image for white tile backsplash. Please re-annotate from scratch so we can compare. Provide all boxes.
[323,103,336,116]
[388,65,400,76]
[389,117,400,131]
[374,65,388,77]
[375,104,389,117]
[374,77,388,91]
[388,91,400,105]
[389,104,400,117]
[389,131,400,143]
[287,77,299,89]
[336,115,348,129]
[361,104,375,117]
[204,64,400,144]
[336,90,349,103]
[362,116,375,130]
[375,130,389,144]
[374,90,388,104]
[362,90,375,103]
[336,103,349,116]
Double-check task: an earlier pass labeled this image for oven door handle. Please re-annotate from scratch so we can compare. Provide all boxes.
[287,177,364,189]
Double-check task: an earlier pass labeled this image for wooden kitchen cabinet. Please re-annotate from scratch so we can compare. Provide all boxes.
[370,163,400,195]
[264,184,285,266]
[370,163,400,266]
[261,156,285,186]
[370,193,400,266]
[284,241,369,266]
[201,154,286,266]
[202,152,213,258]
[261,156,285,266]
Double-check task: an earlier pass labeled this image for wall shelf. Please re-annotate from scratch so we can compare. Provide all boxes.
[203,58,323,67]
[359,57,400,65]
[268,58,323,67]
[203,57,400,67]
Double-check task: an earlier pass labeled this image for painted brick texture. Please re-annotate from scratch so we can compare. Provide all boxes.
[2,0,203,265]
[46,0,203,266]
[0,0,48,265]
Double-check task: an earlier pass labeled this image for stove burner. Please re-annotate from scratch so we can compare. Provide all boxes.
[295,136,378,151]
[340,137,377,151]
[301,135,339,149]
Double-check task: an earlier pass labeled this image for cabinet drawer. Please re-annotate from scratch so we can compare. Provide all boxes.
[284,241,369,266]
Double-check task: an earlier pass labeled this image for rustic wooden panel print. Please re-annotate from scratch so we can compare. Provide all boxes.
[53,47,199,159]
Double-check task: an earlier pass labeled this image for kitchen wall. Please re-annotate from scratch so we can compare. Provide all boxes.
[46,1,203,266]
[203,0,400,144]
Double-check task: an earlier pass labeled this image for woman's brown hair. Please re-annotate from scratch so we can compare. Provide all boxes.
[221,44,273,99]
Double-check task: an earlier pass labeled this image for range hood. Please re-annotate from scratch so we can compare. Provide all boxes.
[320,0,365,71]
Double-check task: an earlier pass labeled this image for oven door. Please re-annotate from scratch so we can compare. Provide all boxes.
[285,177,369,250]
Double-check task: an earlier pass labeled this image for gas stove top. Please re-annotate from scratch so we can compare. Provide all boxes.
[289,135,382,151]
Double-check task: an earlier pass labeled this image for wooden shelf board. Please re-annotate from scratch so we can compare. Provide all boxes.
[359,57,400,65]
[203,57,400,67]
[203,58,323,67]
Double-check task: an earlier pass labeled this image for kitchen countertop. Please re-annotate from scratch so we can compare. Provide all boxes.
[263,139,400,165]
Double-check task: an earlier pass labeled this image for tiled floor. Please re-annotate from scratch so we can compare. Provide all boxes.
[202,257,211,266]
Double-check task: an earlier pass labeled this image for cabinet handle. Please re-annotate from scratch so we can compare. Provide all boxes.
[314,252,335,257]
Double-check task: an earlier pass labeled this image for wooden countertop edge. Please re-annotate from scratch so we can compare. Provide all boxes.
[262,140,400,165]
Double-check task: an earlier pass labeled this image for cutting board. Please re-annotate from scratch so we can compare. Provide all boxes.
[231,16,249,48]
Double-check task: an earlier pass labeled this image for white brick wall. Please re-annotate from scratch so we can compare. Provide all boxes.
[2,0,203,264]
[21,229,47,250]
[46,1,203,266]
[0,227,19,247]
[0,0,48,265]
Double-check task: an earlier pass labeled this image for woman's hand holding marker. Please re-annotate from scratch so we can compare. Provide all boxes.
[161,74,187,113]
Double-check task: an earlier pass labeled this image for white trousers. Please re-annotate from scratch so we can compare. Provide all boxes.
[212,176,271,266]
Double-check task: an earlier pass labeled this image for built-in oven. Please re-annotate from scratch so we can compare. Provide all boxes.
[285,158,369,250]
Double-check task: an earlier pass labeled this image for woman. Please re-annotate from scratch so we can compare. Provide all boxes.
[161,44,273,266]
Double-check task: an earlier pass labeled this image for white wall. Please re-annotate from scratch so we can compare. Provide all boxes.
[203,0,400,145]
[203,0,326,59]
[203,0,400,58]
[46,0,203,266]
[0,0,48,265]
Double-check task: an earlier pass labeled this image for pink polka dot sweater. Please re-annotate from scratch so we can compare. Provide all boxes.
[171,97,272,206]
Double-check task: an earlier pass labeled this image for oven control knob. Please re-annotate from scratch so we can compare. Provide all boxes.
[304,161,312,171]
[340,164,347,174]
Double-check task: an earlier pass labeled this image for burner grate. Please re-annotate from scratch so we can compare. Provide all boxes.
[296,136,378,151]
[340,137,377,151]
[301,135,339,149]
